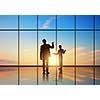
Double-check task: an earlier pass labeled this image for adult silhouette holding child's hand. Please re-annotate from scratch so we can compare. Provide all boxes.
[40,39,54,74]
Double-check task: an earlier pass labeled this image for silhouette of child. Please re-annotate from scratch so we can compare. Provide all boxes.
[53,45,66,71]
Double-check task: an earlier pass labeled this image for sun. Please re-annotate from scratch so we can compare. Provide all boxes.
[49,53,59,66]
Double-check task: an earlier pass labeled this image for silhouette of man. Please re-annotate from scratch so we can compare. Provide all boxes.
[53,45,66,71]
[40,39,54,74]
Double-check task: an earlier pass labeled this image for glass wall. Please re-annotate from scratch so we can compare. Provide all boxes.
[0,15,100,85]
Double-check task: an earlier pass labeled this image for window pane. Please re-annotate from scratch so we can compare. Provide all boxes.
[20,67,37,85]
[38,31,56,66]
[0,15,18,29]
[95,67,100,85]
[20,31,37,65]
[76,15,93,29]
[57,67,74,85]
[57,15,74,29]
[95,31,100,65]
[76,67,93,85]
[0,67,18,85]
[0,31,18,65]
[57,31,74,65]
[38,15,56,29]
[95,15,100,29]
[20,15,37,29]
[76,31,93,65]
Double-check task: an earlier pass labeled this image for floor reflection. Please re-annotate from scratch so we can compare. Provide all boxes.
[42,73,49,82]
[0,67,18,85]
[58,69,63,80]
[20,67,37,85]
[95,67,100,85]
[0,66,100,85]
[76,67,94,85]
[57,67,74,85]
[38,67,56,85]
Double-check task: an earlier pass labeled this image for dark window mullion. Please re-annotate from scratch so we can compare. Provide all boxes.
[93,16,95,85]
[56,15,57,85]
[74,15,76,85]
[18,15,20,85]
[37,15,39,85]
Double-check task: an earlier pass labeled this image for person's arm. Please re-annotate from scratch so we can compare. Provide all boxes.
[63,49,66,54]
[53,52,58,55]
[49,42,54,48]
[53,50,59,55]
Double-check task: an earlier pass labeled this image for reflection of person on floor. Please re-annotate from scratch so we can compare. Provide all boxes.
[53,45,66,71]
[43,73,49,82]
[40,39,54,74]
[59,69,63,80]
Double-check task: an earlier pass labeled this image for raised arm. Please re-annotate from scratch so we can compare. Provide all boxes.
[63,49,66,54]
[49,42,54,48]
[53,52,58,55]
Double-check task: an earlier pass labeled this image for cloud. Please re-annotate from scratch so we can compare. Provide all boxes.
[88,49,100,55]
[64,47,100,65]
[0,54,17,64]
[41,17,55,29]
[77,48,100,64]
[0,54,9,59]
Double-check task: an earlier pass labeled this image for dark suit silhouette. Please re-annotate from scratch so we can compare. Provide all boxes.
[40,39,54,74]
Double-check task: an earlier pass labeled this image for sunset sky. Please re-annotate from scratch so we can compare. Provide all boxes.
[0,15,100,65]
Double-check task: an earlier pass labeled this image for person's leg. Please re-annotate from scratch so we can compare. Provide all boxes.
[43,59,45,74]
[60,60,62,72]
[59,57,62,70]
[46,59,49,74]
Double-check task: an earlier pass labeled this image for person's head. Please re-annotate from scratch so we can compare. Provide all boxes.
[59,45,62,49]
[42,39,46,44]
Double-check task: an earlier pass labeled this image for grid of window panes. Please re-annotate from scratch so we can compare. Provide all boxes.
[0,15,100,85]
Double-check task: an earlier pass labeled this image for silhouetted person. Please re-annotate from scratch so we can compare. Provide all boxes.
[40,39,54,74]
[53,45,66,71]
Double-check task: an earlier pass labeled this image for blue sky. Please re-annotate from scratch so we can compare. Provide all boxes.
[0,15,18,29]
[76,15,94,29]
[96,31,100,49]
[76,31,93,52]
[20,31,37,65]
[95,16,100,29]
[0,15,100,65]
[57,15,74,29]
[0,31,18,65]
[20,15,37,29]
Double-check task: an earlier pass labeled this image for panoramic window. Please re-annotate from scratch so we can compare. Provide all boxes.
[0,15,100,85]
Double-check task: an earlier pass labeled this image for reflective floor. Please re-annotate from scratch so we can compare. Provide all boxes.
[76,67,94,85]
[0,67,100,85]
[0,67,18,85]
[57,67,75,85]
